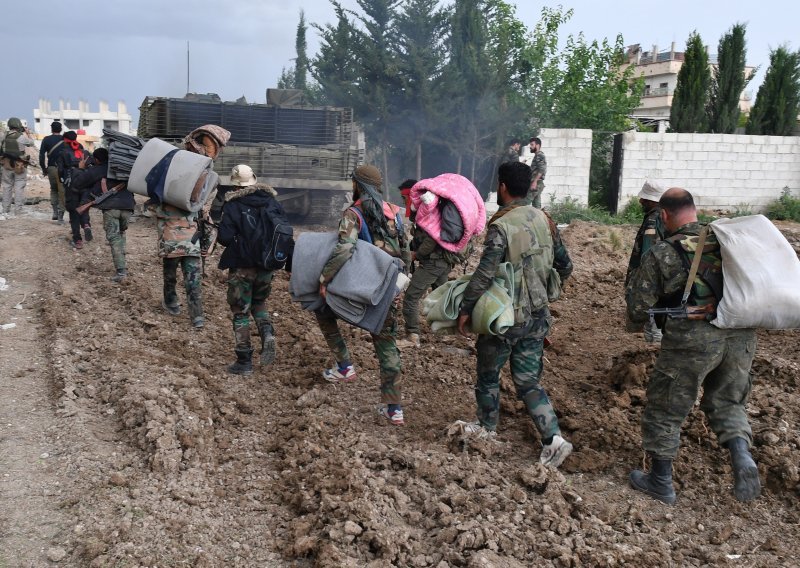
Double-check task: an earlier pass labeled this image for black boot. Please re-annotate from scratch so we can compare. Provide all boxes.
[726,438,761,502]
[227,349,253,375]
[630,456,676,505]
[259,324,276,366]
[51,204,59,221]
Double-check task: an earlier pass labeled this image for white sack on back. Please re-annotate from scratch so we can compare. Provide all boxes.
[129,138,216,212]
[710,214,800,329]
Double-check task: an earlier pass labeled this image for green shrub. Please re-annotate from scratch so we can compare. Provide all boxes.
[765,187,800,222]
[618,198,644,223]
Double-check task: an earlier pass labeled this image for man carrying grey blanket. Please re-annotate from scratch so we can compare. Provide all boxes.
[315,164,410,426]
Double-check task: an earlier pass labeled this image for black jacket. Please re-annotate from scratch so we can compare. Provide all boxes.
[71,163,135,211]
[39,134,63,171]
[218,184,290,270]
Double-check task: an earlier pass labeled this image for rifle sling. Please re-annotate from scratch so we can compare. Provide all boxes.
[680,226,709,306]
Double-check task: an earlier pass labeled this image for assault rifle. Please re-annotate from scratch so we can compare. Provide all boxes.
[647,303,715,326]
[76,181,126,215]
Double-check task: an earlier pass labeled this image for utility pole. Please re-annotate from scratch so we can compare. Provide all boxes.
[186,41,190,95]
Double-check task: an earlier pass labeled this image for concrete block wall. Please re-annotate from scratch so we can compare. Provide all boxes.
[537,128,593,206]
[618,132,800,212]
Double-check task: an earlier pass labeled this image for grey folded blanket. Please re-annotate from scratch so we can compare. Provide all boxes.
[289,232,401,333]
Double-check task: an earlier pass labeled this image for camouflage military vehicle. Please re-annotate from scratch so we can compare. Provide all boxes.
[137,89,364,224]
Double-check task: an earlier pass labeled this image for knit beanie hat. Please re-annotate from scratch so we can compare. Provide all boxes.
[353,164,382,188]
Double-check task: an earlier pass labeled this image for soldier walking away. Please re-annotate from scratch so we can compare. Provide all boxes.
[71,148,135,282]
[39,121,66,222]
[625,179,668,343]
[55,131,92,248]
[315,164,410,425]
[625,188,761,505]
[0,117,35,216]
[217,165,293,375]
[527,137,547,209]
[399,218,467,348]
[456,161,574,468]
[148,201,205,329]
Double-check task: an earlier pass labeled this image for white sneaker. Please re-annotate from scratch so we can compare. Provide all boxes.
[540,435,573,468]
[452,420,496,440]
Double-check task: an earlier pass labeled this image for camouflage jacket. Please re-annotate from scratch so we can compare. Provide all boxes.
[530,150,547,181]
[461,199,572,330]
[321,204,410,284]
[501,147,520,164]
[149,203,200,258]
[625,206,666,286]
[626,221,754,341]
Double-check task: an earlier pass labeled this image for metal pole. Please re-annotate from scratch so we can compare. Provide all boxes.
[187,41,190,94]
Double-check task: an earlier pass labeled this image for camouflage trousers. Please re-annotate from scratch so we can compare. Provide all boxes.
[643,322,757,458]
[402,258,450,334]
[102,209,132,271]
[227,267,274,351]
[47,166,65,213]
[529,181,545,209]
[163,256,203,320]
[314,304,402,404]
[474,325,560,439]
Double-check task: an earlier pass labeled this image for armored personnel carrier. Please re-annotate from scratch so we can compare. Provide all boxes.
[137,89,364,224]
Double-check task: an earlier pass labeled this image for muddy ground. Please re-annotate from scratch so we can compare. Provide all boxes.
[0,177,798,567]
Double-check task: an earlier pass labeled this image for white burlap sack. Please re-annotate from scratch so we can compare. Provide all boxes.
[711,215,800,329]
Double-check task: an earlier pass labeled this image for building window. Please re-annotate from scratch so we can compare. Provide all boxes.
[659,82,668,89]
[64,119,79,130]
[644,84,651,95]
[104,121,119,131]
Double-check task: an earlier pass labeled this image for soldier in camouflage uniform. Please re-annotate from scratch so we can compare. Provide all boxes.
[1,117,35,216]
[625,179,668,343]
[456,161,574,468]
[217,165,291,375]
[502,139,521,164]
[528,137,547,209]
[315,164,410,426]
[149,202,205,328]
[626,188,761,505]
[399,221,464,348]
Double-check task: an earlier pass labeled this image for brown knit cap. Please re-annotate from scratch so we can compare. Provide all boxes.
[353,164,382,188]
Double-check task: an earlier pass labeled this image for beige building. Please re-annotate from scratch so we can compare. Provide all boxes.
[33,99,134,137]
[621,43,754,132]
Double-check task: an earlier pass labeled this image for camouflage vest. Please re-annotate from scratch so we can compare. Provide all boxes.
[666,228,724,309]
[1,131,22,158]
[491,205,558,324]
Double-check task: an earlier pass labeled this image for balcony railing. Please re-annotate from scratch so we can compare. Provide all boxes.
[644,86,670,97]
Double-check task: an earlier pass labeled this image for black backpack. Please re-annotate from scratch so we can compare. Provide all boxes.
[256,199,294,271]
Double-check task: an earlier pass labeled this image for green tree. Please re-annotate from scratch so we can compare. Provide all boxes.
[311,2,362,108]
[393,0,449,178]
[708,23,755,134]
[670,32,711,132]
[746,46,800,135]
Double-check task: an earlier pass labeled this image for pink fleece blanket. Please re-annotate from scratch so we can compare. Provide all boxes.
[410,173,486,253]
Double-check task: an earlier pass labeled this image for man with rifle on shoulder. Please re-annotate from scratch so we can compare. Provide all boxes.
[72,148,135,282]
[625,187,761,506]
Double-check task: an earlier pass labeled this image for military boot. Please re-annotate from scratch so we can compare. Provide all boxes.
[726,438,761,502]
[258,324,276,366]
[227,349,253,376]
[51,204,59,221]
[630,456,676,505]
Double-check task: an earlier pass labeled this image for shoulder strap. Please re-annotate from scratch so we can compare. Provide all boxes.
[47,140,64,158]
[680,226,709,306]
[488,203,525,226]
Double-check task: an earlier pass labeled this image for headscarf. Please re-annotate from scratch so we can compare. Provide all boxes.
[183,124,231,158]
[63,131,82,158]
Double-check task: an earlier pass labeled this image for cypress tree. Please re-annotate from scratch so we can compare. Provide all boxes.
[670,32,711,132]
[708,23,754,133]
[746,46,800,136]
[294,11,309,92]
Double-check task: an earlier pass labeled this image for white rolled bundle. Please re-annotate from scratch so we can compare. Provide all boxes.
[129,138,217,212]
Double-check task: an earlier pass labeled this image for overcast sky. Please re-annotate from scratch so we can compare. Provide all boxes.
[5,0,798,128]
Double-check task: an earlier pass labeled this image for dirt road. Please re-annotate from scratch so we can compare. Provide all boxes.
[0,178,798,566]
